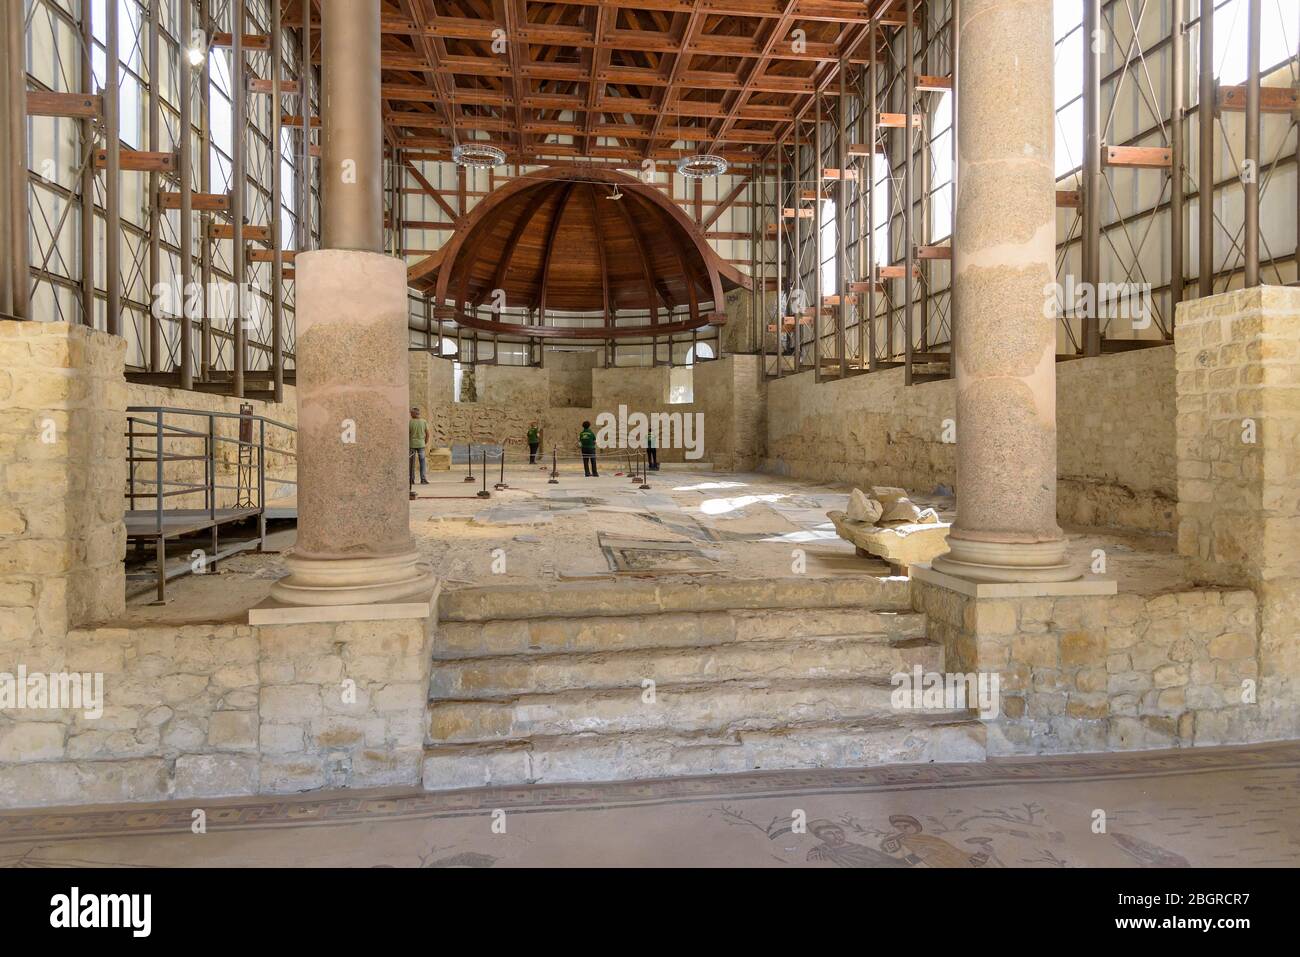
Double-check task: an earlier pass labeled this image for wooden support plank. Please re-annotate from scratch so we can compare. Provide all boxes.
[247,249,298,263]
[1217,84,1299,115]
[822,168,857,181]
[915,244,951,260]
[95,149,177,172]
[849,280,886,293]
[281,269,295,281]
[915,75,953,92]
[1102,145,1172,169]
[213,32,270,50]
[848,142,886,156]
[27,91,102,118]
[878,112,923,128]
[798,188,822,201]
[1056,189,1081,209]
[879,263,921,279]
[248,77,302,95]
[211,224,271,242]
[281,113,321,127]
[781,207,815,219]
[159,191,230,212]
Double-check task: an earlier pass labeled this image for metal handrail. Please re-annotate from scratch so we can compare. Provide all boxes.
[125,405,298,534]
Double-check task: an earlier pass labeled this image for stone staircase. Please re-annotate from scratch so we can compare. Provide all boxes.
[422,577,985,789]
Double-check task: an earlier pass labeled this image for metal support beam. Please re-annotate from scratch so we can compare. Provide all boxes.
[1244,0,1261,287]
[1170,0,1186,314]
[80,0,95,327]
[1198,0,1215,296]
[867,16,877,372]
[231,3,246,396]
[148,0,162,370]
[179,0,194,388]
[271,0,284,402]
[904,0,915,384]
[0,0,27,321]
[836,58,848,379]
[1082,0,1101,354]
[105,0,122,335]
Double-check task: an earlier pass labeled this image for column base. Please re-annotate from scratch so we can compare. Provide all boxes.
[930,536,1080,584]
[267,551,437,607]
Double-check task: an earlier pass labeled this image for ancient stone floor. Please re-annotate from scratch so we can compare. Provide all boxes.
[2,742,1296,867]
[120,463,1190,625]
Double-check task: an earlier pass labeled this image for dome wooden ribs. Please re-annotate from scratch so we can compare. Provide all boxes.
[412,168,746,340]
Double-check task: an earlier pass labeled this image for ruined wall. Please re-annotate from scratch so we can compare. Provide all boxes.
[764,346,1177,532]
[547,350,597,407]
[0,321,126,647]
[0,615,434,808]
[914,580,1264,756]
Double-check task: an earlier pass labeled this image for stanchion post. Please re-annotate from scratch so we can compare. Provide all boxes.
[548,447,559,484]
[494,445,508,490]
[464,442,475,482]
[639,450,650,491]
[477,450,491,498]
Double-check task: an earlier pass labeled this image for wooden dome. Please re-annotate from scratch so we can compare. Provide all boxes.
[409,168,747,340]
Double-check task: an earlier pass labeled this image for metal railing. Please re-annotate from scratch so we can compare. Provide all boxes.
[124,405,297,601]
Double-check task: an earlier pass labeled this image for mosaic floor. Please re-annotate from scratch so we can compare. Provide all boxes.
[123,466,1189,625]
[2,743,1296,867]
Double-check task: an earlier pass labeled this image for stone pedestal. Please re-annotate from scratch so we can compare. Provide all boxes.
[1174,286,1300,739]
[932,0,1076,584]
[269,250,435,607]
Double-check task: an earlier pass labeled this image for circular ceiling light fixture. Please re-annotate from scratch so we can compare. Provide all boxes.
[675,153,729,179]
[452,143,506,169]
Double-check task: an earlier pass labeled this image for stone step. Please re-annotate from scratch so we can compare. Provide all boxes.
[427,676,970,744]
[437,575,911,623]
[431,636,942,699]
[421,714,986,789]
[435,606,926,659]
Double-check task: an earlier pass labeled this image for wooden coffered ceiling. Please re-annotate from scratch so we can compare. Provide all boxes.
[286,0,919,168]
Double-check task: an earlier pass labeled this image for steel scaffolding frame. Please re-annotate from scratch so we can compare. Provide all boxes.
[12,0,318,401]
[754,0,1298,384]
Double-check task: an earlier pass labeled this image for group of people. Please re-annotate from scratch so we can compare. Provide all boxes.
[405,407,659,487]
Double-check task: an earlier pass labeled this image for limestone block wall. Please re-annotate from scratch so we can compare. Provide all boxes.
[126,382,299,511]
[0,321,126,644]
[914,582,1265,755]
[408,351,759,469]
[0,616,434,808]
[1174,286,1300,741]
[764,346,1177,532]
[546,350,597,407]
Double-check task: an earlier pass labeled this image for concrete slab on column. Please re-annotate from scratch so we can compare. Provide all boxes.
[912,564,1116,598]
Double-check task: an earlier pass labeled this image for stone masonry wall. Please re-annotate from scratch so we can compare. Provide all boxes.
[1175,286,1300,741]
[0,321,126,644]
[914,582,1265,756]
[764,346,1177,532]
[0,615,434,808]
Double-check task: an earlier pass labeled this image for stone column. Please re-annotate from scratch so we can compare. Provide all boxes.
[931,0,1076,584]
[269,0,433,607]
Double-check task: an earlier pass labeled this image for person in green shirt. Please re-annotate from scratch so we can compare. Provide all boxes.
[409,407,430,486]
[527,422,541,464]
[579,420,599,477]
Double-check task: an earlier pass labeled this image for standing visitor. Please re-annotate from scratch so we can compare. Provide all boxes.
[579,421,599,477]
[527,422,541,464]
[409,407,430,485]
